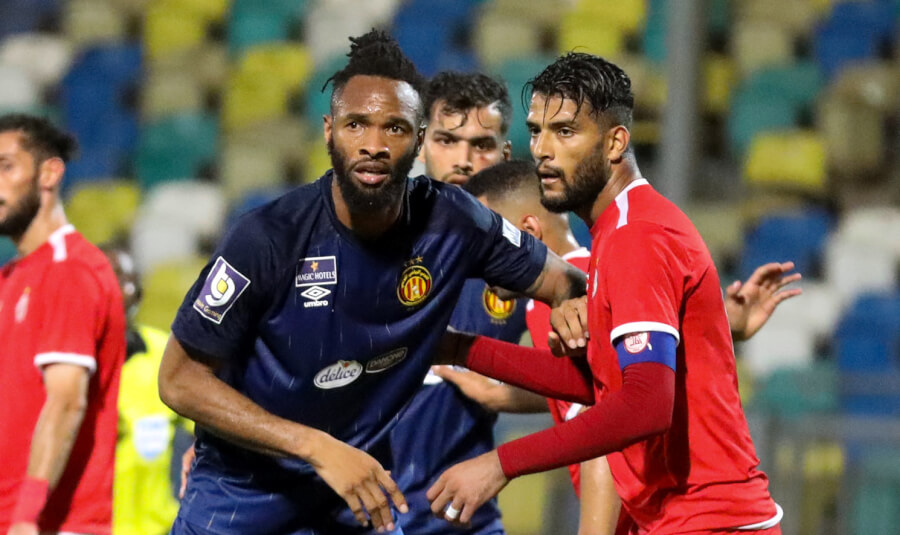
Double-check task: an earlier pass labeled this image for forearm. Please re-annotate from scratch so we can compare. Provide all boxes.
[26,394,86,487]
[497,362,674,478]
[525,252,587,307]
[485,385,550,414]
[577,456,621,535]
[464,335,594,404]
[159,336,325,461]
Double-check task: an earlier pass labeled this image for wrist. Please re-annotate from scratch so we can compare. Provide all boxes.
[12,477,49,524]
[296,427,329,465]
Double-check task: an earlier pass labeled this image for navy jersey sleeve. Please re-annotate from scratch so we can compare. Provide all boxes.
[455,190,548,293]
[171,215,278,361]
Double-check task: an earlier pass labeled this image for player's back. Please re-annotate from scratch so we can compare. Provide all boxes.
[588,181,778,532]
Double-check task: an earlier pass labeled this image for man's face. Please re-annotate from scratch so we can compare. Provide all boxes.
[527,93,610,214]
[325,75,423,213]
[422,101,510,185]
[0,131,42,238]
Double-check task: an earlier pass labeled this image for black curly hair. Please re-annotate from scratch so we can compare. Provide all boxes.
[324,29,427,119]
[424,72,512,135]
[0,113,78,163]
[526,52,634,129]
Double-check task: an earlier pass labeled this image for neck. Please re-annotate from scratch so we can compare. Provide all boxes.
[14,198,68,257]
[575,154,643,228]
[543,214,582,258]
[331,176,403,239]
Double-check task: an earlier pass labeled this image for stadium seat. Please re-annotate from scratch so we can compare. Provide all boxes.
[734,0,819,37]
[139,180,226,239]
[570,0,645,34]
[302,0,396,64]
[837,206,900,257]
[63,146,128,184]
[741,323,818,377]
[744,130,827,194]
[304,140,333,184]
[303,54,347,128]
[227,4,292,57]
[0,33,74,90]
[683,201,743,271]
[62,0,127,50]
[824,236,898,306]
[558,15,626,59]
[393,11,453,77]
[750,363,838,417]
[135,113,218,188]
[495,56,559,159]
[65,179,141,244]
[739,207,834,281]
[223,69,292,131]
[0,64,39,110]
[813,22,880,81]
[641,0,668,64]
[831,61,900,113]
[238,43,314,94]
[852,451,900,534]
[702,54,737,115]
[732,21,793,77]
[177,0,229,22]
[474,14,542,70]
[231,0,309,22]
[140,67,206,120]
[727,91,798,156]
[135,256,208,331]
[144,1,209,62]
[0,0,60,39]
[741,62,823,110]
[226,117,307,170]
[0,237,17,266]
[221,141,287,202]
[766,280,843,340]
[835,292,900,372]
[817,89,885,176]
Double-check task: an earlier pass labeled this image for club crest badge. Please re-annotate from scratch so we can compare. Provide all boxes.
[397,258,432,307]
[482,286,516,321]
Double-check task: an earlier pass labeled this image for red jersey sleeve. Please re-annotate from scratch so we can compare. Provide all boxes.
[602,222,686,344]
[32,261,105,374]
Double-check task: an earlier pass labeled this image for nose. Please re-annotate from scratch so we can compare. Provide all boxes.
[531,130,552,162]
[454,143,474,173]
[359,127,389,160]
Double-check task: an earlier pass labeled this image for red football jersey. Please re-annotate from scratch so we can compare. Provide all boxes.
[525,248,590,495]
[0,225,125,535]
[586,180,780,532]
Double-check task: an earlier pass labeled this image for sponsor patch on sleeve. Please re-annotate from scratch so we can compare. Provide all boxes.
[501,218,522,247]
[193,257,251,324]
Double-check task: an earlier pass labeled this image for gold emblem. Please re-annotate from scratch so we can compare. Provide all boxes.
[482,286,516,320]
[398,262,432,306]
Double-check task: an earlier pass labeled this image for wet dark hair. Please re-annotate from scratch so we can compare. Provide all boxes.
[0,113,78,162]
[526,52,634,128]
[424,72,512,135]
[463,159,538,202]
[324,29,427,119]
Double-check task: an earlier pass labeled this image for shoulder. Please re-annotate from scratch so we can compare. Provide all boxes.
[49,232,114,289]
[409,175,496,231]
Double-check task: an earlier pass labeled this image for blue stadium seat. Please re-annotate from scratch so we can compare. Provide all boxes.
[738,207,833,281]
[63,146,125,185]
[812,1,895,80]
[393,12,452,77]
[0,0,60,38]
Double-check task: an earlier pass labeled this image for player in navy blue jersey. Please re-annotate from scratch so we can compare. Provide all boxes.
[157,31,587,535]
[389,72,548,535]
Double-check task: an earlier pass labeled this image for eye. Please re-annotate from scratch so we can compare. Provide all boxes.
[557,127,574,137]
[389,125,405,134]
[436,137,454,146]
[474,141,494,151]
[527,126,540,137]
[347,121,360,130]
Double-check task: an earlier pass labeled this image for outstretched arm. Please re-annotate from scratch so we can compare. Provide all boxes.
[727,261,802,341]
[431,366,550,413]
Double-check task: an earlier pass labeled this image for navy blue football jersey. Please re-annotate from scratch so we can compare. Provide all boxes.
[391,279,526,535]
[169,171,547,534]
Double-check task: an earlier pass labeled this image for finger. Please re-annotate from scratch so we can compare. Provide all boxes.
[458,499,477,525]
[346,492,369,528]
[576,298,590,340]
[356,483,387,531]
[771,288,803,306]
[377,469,408,514]
[432,365,462,383]
[725,280,742,298]
[428,479,452,516]
[563,305,585,348]
[749,262,787,284]
[547,332,566,357]
[444,499,465,524]
[364,478,396,532]
[775,273,802,289]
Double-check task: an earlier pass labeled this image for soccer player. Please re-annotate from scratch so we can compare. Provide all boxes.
[427,53,793,533]
[388,72,543,535]
[436,159,802,535]
[0,114,126,535]
[103,246,188,535]
[158,31,586,535]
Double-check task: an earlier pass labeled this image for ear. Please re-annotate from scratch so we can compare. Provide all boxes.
[414,124,426,157]
[39,157,65,192]
[501,140,512,161]
[606,125,631,163]
[323,115,333,145]
[521,214,543,241]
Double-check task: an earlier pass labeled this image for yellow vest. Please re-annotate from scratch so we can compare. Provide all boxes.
[113,325,188,535]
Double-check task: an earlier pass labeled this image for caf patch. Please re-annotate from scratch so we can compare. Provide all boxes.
[193,257,251,324]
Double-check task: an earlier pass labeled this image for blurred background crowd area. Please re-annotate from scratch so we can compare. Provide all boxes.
[0,0,898,533]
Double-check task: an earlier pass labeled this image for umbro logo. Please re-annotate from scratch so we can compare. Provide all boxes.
[301,285,330,308]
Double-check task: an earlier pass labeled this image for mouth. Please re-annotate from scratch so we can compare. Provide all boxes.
[537,167,562,185]
[351,162,390,186]
[444,173,470,185]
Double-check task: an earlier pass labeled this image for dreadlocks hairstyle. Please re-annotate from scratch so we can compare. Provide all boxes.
[526,52,634,129]
[424,72,513,135]
[0,113,78,163]
[463,159,538,203]
[324,29,427,119]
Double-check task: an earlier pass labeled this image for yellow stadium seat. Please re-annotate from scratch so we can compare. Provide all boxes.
[732,21,793,77]
[136,256,208,332]
[221,140,287,201]
[474,13,542,70]
[223,69,291,131]
[559,14,626,58]
[304,136,333,185]
[572,0,646,33]
[703,54,737,115]
[66,180,141,245]
[227,117,307,170]
[735,0,819,37]
[744,130,827,193]
[141,67,205,120]
[831,61,899,113]
[818,89,885,176]
[489,0,568,26]
[238,43,314,94]
[144,2,207,62]
[176,0,228,23]
[63,0,128,50]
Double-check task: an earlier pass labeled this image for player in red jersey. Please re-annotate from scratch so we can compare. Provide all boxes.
[0,115,126,535]
[435,160,800,535]
[427,54,799,533]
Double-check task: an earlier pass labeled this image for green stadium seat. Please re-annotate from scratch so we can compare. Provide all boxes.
[0,237,16,265]
[853,451,900,534]
[495,56,558,159]
[728,89,799,156]
[742,62,824,109]
[227,4,293,56]
[303,54,349,128]
[135,113,219,188]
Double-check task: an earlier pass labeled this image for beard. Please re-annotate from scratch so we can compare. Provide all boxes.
[0,172,40,238]
[539,145,610,214]
[328,137,417,214]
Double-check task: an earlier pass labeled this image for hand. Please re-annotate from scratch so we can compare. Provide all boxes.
[7,522,38,535]
[432,366,504,412]
[180,443,196,499]
[726,261,802,341]
[307,432,407,532]
[549,296,589,356]
[427,450,508,526]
